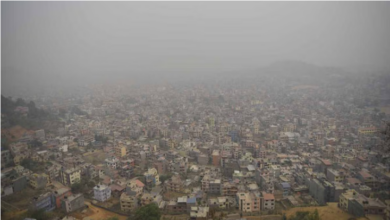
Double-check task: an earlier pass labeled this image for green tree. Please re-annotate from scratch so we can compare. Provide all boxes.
[289,209,320,220]
[22,208,53,220]
[312,209,320,220]
[71,182,82,194]
[159,174,172,184]
[133,203,161,220]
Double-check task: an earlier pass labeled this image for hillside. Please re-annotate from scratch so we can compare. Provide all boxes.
[1,95,50,130]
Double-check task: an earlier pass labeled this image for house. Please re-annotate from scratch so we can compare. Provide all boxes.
[221,182,238,197]
[339,189,357,211]
[53,188,72,208]
[126,179,144,197]
[1,171,27,196]
[31,192,55,211]
[237,192,253,212]
[165,175,183,192]
[326,169,345,182]
[357,170,380,191]
[212,150,221,167]
[280,182,291,197]
[115,145,127,158]
[93,184,111,202]
[190,206,209,220]
[29,173,49,189]
[110,184,125,198]
[144,168,160,190]
[187,197,197,212]
[59,167,81,186]
[340,190,386,217]
[120,191,138,212]
[61,194,85,213]
[105,157,120,169]
[141,192,154,206]
[262,192,275,210]
[209,179,222,195]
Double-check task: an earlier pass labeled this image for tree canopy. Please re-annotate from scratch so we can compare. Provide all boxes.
[132,203,161,220]
[289,210,320,220]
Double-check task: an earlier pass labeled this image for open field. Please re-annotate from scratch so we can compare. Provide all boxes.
[1,125,32,143]
[2,187,46,209]
[69,201,128,220]
[284,203,367,220]
[161,214,189,220]
[1,210,28,220]
[244,215,282,220]
[83,150,108,165]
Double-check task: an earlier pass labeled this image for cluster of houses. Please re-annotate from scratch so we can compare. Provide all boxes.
[1,75,390,220]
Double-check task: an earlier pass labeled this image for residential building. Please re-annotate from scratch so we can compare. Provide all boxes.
[262,192,275,210]
[165,175,183,192]
[53,188,72,208]
[59,167,81,186]
[126,179,144,197]
[190,206,209,220]
[105,157,120,169]
[31,192,55,211]
[61,194,85,213]
[120,191,138,212]
[326,169,345,182]
[115,145,127,158]
[29,173,49,189]
[93,184,111,202]
[212,150,221,167]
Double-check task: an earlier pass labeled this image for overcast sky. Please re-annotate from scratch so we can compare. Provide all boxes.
[2,2,390,96]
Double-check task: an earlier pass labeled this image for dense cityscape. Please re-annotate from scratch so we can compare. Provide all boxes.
[1,62,390,220]
[2,2,390,220]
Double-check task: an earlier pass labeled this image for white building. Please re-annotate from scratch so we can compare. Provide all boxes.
[58,145,68,152]
[105,157,119,169]
[93,184,111,202]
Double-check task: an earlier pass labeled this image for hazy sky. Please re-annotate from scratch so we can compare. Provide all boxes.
[2,2,390,96]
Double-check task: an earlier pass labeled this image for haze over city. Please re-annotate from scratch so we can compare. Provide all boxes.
[1,2,390,220]
[2,2,390,97]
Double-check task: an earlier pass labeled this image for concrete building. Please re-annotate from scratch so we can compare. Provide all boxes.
[115,145,127,158]
[326,169,345,182]
[105,157,120,169]
[165,175,183,192]
[53,187,72,208]
[209,179,222,195]
[29,173,49,189]
[237,192,253,213]
[120,191,138,212]
[126,179,144,197]
[59,167,81,186]
[197,154,209,165]
[262,192,275,210]
[61,194,85,213]
[144,168,160,190]
[212,150,221,167]
[190,206,209,220]
[341,190,386,218]
[31,192,55,211]
[93,184,111,202]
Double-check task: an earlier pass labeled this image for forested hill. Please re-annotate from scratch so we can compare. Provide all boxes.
[1,95,49,130]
